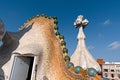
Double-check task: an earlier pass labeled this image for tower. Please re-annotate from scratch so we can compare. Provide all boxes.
[71,15,101,72]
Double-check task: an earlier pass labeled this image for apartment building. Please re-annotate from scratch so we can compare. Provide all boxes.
[102,62,120,80]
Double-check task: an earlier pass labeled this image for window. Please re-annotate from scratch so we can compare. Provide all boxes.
[116,70,120,73]
[118,74,120,78]
[111,74,114,78]
[111,69,114,72]
[104,69,108,72]
[9,56,34,80]
[104,73,108,77]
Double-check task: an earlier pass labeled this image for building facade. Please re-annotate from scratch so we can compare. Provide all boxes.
[0,14,101,80]
[102,62,120,80]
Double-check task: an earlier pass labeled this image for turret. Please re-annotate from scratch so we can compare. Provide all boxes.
[71,15,101,79]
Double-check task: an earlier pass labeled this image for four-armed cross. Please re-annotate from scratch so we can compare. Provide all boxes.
[74,15,89,28]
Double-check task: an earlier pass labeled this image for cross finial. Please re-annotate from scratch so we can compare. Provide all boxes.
[74,15,89,28]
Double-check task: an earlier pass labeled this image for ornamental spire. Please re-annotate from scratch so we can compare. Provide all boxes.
[71,15,101,72]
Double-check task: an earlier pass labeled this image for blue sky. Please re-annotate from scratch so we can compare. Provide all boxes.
[0,0,120,62]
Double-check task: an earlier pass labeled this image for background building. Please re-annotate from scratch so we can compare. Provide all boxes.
[102,62,120,80]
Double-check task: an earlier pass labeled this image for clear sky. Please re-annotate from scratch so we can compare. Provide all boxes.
[0,0,120,62]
